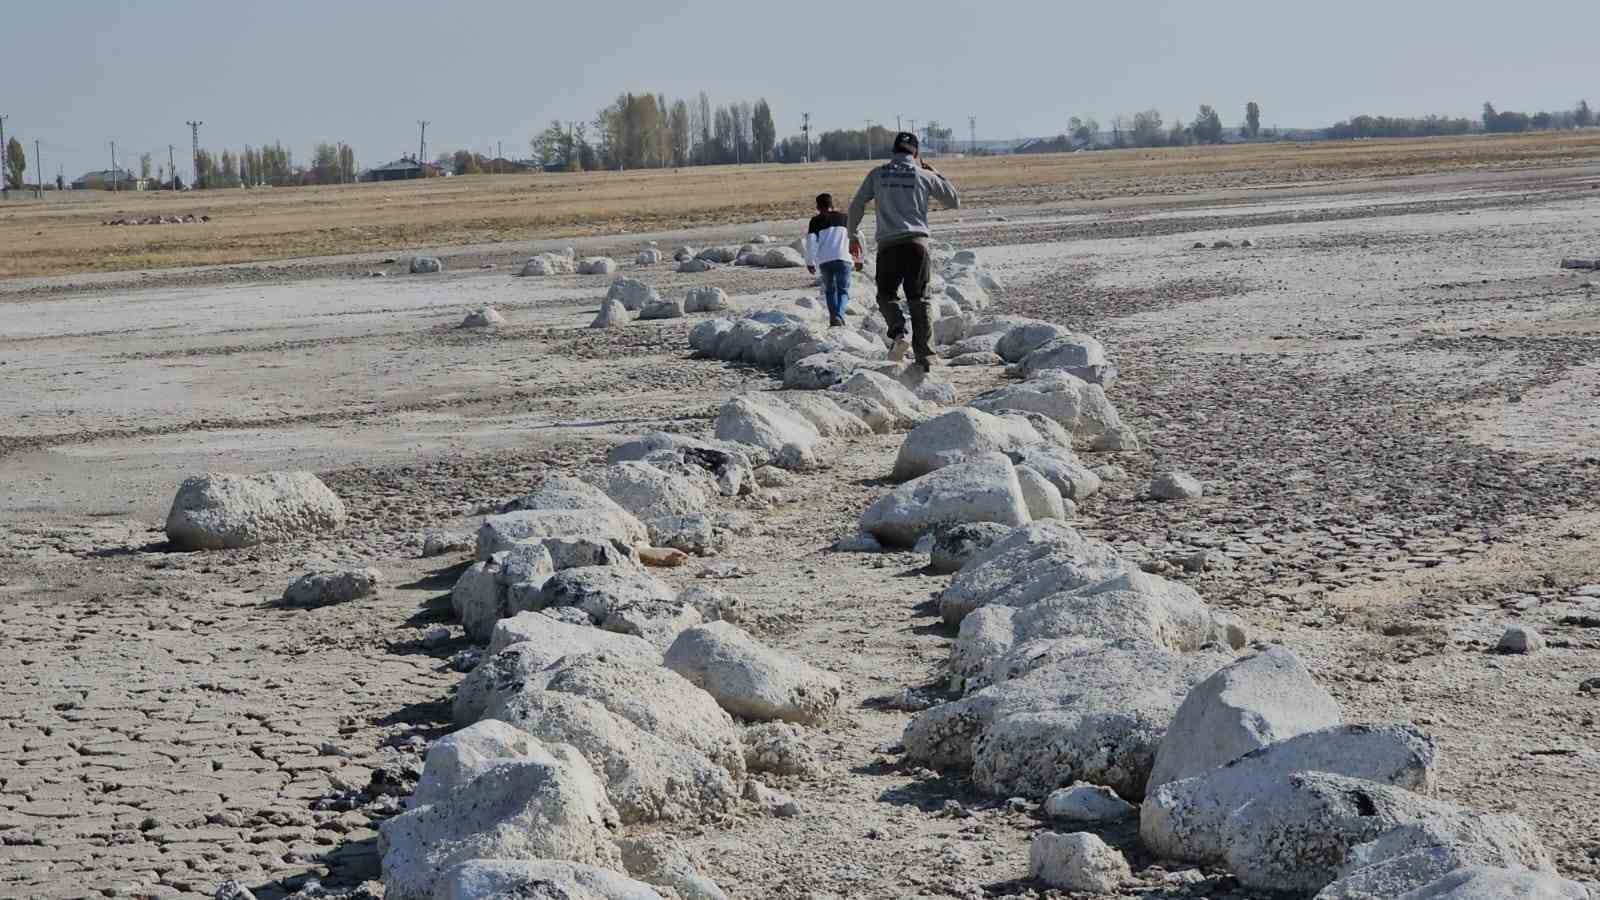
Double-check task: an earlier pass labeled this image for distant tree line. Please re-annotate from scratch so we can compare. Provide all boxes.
[186,142,355,188]
[528,92,780,171]
[1326,114,1474,140]
[1483,100,1593,133]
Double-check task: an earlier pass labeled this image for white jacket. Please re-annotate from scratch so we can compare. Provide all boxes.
[804,210,852,266]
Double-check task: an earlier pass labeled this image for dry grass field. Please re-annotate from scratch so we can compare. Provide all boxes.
[5,130,1600,279]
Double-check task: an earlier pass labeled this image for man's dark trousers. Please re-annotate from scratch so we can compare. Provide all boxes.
[876,240,933,362]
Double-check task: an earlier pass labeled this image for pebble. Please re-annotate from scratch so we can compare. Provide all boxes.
[421,625,451,648]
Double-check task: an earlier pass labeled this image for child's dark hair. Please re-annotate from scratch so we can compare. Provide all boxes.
[815,193,833,210]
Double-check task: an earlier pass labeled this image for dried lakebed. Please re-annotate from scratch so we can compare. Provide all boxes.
[2,164,1599,899]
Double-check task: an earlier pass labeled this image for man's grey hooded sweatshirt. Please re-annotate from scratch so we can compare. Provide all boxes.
[846,152,960,248]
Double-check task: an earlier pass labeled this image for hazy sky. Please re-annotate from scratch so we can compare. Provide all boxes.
[3,0,1596,181]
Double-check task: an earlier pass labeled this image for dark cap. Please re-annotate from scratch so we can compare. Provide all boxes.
[893,131,919,153]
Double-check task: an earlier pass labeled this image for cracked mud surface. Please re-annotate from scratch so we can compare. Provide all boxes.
[3,164,1600,898]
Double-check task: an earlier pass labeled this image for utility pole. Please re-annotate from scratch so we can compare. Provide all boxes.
[801,113,811,163]
[497,140,502,173]
[970,116,977,155]
[110,141,118,191]
[897,114,903,132]
[417,120,429,166]
[865,120,874,159]
[34,140,42,199]
[186,121,202,188]
[0,115,8,195]
[168,145,177,190]
[910,119,918,146]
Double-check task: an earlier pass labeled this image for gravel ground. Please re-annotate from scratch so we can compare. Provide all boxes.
[2,163,1599,899]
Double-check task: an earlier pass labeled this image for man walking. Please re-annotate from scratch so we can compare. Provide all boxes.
[805,192,854,327]
[846,131,959,371]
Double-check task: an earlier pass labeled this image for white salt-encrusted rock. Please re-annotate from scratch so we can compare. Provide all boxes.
[861,453,1032,549]
[165,471,346,550]
[664,622,842,725]
[379,748,621,900]
[1147,645,1343,790]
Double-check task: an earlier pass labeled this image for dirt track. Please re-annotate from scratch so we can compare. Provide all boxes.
[3,164,1600,899]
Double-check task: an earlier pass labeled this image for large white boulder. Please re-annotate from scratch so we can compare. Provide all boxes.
[456,618,662,723]
[763,246,806,268]
[970,372,1123,438]
[1140,723,1442,865]
[451,542,556,642]
[1220,773,1551,894]
[1015,465,1066,521]
[409,256,444,274]
[713,395,824,470]
[165,471,346,550]
[1029,831,1132,893]
[1147,645,1343,790]
[542,653,746,778]
[1020,334,1117,384]
[995,320,1074,363]
[606,433,753,498]
[891,409,1044,481]
[938,520,1126,625]
[639,298,685,320]
[928,522,1014,575]
[607,278,659,311]
[592,299,630,328]
[770,392,874,438]
[832,370,938,428]
[412,719,551,806]
[537,565,676,617]
[684,287,730,313]
[696,246,740,264]
[903,641,1232,799]
[688,318,735,356]
[578,257,619,275]
[783,351,872,390]
[1010,446,1103,502]
[587,462,708,522]
[664,622,842,725]
[637,248,663,266]
[476,509,645,560]
[522,253,577,276]
[500,476,638,517]
[378,749,621,900]
[951,570,1234,692]
[281,567,381,608]
[434,860,663,900]
[861,453,1032,548]
[486,689,739,823]
[460,306,505,329]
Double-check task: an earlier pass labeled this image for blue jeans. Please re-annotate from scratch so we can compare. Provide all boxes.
[818,259,852,321]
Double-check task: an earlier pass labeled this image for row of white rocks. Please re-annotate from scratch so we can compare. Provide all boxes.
[879,509,1586,894]
[784,281,1591,895]
[379,433,863,899]
[374,253,1018,898]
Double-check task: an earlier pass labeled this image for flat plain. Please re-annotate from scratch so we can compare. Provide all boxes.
[2,135,1599,899]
